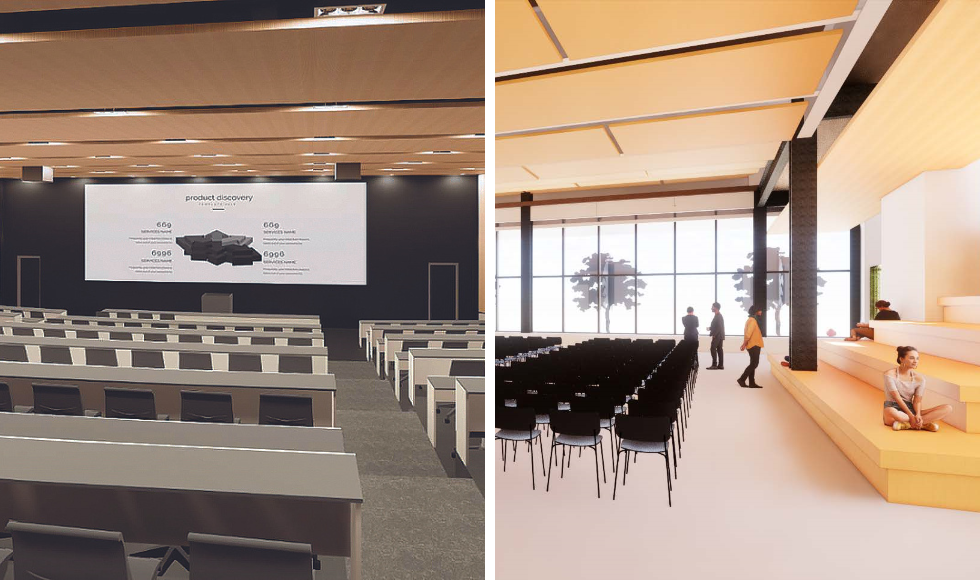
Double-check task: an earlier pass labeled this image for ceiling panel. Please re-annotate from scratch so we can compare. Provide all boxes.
[496,127,616,167]
[0,12,484,112]
[0,0,217,11]
[818,0,980,230]
[496,29,842,134]
[495,0,562,73]
[611,102,806,156]
[536,0,857,61]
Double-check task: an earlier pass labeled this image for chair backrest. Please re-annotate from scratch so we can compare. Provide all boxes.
[180,391,234,423]
[449,360,484,377]
[495,406,535,432]
[259,394,314,427]
[104,387,157,420]
[6,520,132,580]
[187,532,313,580]
[33,384,84,416]
[0,382,11,412]
[550,410,600,438]
[400,340,429,351]
[615,414,670,443]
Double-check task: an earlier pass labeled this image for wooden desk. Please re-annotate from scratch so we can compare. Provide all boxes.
[408,349,485,406]
[0,435,362,579]
[99,309,321,329]
[455,377,485,467]
[380,334,485,379]
[425,376,457,446]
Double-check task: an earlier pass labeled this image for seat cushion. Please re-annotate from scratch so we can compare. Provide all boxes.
[555,433,602,447]
[620,438,666,453]
[495,429,541,441]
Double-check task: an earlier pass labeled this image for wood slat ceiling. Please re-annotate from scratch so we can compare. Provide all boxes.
[534,0,857,63]
[497,30,840,135]
[0,10,485,178]
[818,0,980,230]
[0,0,218,11]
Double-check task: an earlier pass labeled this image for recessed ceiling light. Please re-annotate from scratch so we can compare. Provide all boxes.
[92,155,124,159]
[92,170,116,174]
[395,161,431,165]
[54,165,80,169]
[305,162,336,166]
[90,110,148,117]
[300,136,346,142]
[213,163,244,167]
[304,168,332,172]
[314,4,386,17]
[27,141,66,146]
[0,157,26,161]
[160,170,185,173]
[133,164,161,168]
[303,152,343,157]
[193,154,228,158]
[382,168,410,171]
[418,150,462,155]
[454,134,484,139]
[461,168,483,171]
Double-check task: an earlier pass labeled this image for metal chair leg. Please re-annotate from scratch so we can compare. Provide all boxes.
[546,441,555,491]
[538,435,546,476]
[599,442,606,483]
[593,446,601,499]
[529,437,536,491]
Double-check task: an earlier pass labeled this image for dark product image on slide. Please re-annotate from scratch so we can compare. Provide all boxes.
[176,230,262,266]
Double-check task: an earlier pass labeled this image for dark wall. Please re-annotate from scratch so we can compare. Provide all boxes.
[0,175,479,328]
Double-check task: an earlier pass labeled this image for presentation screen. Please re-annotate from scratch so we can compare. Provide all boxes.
[85,182,366,285]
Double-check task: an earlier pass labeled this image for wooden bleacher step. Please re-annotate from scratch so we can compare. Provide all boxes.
[769,354,980,513]
[819,340,980,433]
[871,320,980,366]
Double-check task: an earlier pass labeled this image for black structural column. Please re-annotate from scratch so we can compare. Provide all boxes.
[752,194,768,336]
[789,136,818,370]
[850,225,862,330]
[520,192,533,333]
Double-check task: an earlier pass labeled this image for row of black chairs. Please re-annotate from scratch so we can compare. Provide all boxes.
[496,338,699,503]
[0,382,314,426]
[495,335,562,360]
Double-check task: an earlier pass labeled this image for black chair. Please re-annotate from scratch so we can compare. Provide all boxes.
[613,414,672,505]
[180,391,235,423]
[33,384,86,416]
[259,394,314,427]
[104,387,164,421]
[547,410,606,498]
[187,532,314,580]
[495,406,545,490]
[0,382,11,413]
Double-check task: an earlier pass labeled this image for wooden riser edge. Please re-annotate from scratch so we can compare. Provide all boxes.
[769,356,980,513]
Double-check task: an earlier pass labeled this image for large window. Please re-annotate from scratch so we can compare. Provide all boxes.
[496,216,850,336]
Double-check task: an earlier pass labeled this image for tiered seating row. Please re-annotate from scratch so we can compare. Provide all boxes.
[494,335,561,360]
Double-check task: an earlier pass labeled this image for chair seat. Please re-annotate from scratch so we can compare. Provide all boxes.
[495,429,541,441]
[555,433,602,447]
[620,438,666,453]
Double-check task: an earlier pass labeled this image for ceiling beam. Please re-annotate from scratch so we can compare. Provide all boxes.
[756,140,788,207]
[495,185,751,209]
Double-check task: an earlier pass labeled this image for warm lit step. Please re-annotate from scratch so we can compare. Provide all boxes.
[769,354,980,512]
[819,340,980,433]
[871,320,980,366]
[940,296,980,324]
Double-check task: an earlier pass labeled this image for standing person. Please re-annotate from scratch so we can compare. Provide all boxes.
[681,307,699,342]
[738,305,764,388]
[706,302,725,370]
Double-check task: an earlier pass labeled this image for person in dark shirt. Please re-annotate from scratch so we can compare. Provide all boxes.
[681,307,699,342]
[706,302,725,369]
[845,300,900,341]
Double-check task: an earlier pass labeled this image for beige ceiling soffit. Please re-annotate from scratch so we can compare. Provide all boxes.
[798,0,891,137]
[495,0,562,73]
[496,127,618,167]
[495,30,843,135]
[0,9,484,43]
[610,102,807,157]
[0,0,219,12]
[818,0,980,231]
[524,174,757,199]
[506,174,756,197]
[495,185,752,208]
[504,0,857,75]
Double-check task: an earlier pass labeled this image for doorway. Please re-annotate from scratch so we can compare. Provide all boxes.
[17,256,41,308]
[428,263,458,320]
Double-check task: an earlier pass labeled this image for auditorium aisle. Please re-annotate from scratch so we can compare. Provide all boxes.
[331,358,485,580]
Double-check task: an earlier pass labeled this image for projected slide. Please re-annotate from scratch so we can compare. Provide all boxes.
[85,182,366,284]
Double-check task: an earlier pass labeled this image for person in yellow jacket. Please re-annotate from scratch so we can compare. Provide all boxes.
[738,305,764,389]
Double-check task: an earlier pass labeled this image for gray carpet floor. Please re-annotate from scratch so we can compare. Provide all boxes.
[330,360,485,580]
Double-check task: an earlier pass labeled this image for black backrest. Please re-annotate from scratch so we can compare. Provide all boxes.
[259,394,314,427]
[33,384,84,416]
[550,410,600,438]
[105,387,157,420]
[449,360,484,376]
[496,406,535,431]
[615,414,670,443]
[180,391,234,423]
[0,382,11,412]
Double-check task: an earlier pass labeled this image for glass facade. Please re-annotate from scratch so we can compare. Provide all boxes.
[496,217,851,336]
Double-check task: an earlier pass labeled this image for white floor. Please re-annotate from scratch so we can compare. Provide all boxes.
[495,353,980,579]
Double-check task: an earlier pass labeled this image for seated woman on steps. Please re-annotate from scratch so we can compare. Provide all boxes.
[883,346,952,432]
[845,300,900,341]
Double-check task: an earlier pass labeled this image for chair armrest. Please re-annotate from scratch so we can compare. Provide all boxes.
[156,414,170,421]
[13,405,34,413]
[84,410,102,417]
